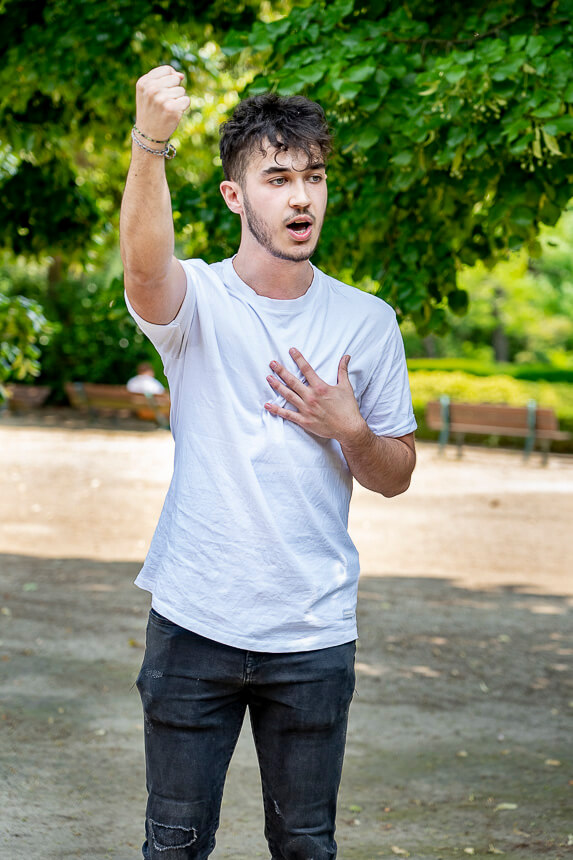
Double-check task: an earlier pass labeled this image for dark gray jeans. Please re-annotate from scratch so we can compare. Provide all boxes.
[136,608,356,860]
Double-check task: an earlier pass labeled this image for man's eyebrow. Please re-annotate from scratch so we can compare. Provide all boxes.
[260,162,326,175]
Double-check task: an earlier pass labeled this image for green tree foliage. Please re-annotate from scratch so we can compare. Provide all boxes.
[0,292,52,396]
[0,255,163,397]
[3,0,573,395]
[0,0,266,262]
[0,0,266,390]
[214,0,573,333]
[401,209,573,363]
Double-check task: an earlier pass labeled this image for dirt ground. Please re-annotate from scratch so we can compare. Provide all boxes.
[0,411,572,860]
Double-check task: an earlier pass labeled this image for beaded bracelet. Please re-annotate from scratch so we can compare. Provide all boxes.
[131,128,176,159]
[133,125,170,144]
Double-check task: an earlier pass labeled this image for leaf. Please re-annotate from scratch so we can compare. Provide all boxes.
[527,35,547,58]
[444,66,466,84]
[542,116,573,135]
[345,60,377,83]
[419,81,439,96]
[511,207,535,228]
[357,127,380,150]
[491,56,524,81]
[494,802,518,811]
[298,62,328,85]
[333,80,362,101]
[531,100,563,119]
[391,151,414,167]
[532,128,543,159]
[542,130,561,156]
[391,847,410,857]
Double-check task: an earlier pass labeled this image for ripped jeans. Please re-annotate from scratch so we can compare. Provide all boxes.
[136,609,356,860]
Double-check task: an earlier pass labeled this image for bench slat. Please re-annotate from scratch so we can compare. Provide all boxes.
[66,382,170,427]
[425,398,570,461]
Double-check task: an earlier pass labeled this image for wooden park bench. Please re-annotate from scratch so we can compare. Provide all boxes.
[4,384,52,413]
[65,382,170,428]
[425,396,570,463]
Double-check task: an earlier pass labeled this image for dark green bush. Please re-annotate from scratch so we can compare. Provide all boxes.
[407,358,573,384]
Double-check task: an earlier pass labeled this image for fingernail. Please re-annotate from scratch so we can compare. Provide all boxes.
[269,361,278,370]
[289,348,298,356]
[346,355,351,365]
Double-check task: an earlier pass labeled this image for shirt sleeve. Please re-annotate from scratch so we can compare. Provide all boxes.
[124,259,198,361]
[359,316,417,438]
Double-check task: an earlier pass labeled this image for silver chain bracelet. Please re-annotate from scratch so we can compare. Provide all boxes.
[131,128,176,159]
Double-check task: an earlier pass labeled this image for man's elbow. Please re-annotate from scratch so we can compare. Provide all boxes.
[378,452,416,497]
[380,474,412,498]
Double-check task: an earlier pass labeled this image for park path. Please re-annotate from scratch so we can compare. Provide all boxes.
[0,419,572,859]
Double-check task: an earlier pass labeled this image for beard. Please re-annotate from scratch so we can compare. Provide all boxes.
[242,193,321,263]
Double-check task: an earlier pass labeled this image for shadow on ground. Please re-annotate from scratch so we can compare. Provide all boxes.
[0,554,571,859]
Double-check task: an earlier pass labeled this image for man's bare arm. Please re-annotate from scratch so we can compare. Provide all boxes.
[264,348,416,497]
[120,65,189,324]
[338,427,415,497]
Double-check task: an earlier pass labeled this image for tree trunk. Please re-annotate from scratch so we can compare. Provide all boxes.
[492,286,509,363]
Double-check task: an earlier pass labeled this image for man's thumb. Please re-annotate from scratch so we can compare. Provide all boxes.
[338,354,351,384]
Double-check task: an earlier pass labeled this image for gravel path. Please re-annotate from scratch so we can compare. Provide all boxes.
[1,416,571,859]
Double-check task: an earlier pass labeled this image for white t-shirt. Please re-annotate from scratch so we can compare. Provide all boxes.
[126,258,416,652]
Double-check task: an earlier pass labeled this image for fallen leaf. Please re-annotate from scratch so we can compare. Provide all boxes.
[463,849,475,855]
[495,802,518,811]
[391,847,410,857]
[457,750,468,758]
[544,759,561,767]
[488,845,505,855]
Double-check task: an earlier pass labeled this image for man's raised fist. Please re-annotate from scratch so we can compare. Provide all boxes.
[135,65,190,142]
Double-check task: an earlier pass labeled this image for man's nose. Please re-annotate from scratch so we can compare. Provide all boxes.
[289,180,311,209]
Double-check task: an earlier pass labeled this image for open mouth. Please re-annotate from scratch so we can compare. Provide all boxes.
[286,216,313,241]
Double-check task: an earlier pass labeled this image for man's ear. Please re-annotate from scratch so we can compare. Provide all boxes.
[220,180,243,214]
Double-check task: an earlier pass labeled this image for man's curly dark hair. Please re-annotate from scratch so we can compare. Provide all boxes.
[219,93,332,183]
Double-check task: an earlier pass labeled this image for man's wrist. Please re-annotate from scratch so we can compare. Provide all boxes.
[131,127,177,159]
[337,417,372,451]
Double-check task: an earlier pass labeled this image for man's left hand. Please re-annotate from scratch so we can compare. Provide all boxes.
[265,348,366,445]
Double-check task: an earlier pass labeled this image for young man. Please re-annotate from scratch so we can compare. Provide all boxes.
[120,65,417,860]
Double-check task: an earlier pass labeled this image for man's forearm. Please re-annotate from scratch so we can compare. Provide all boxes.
[120,147,174,288]
[340,423,416,497]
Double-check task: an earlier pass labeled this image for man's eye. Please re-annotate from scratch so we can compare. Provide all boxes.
[308,174,323,183]
[270,177,286,185]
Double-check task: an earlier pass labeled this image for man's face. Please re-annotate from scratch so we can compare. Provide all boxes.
[238,144,328,263]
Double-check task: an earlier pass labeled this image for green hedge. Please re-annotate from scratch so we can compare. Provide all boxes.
[407,358,573,384]
[409,370,573,454]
